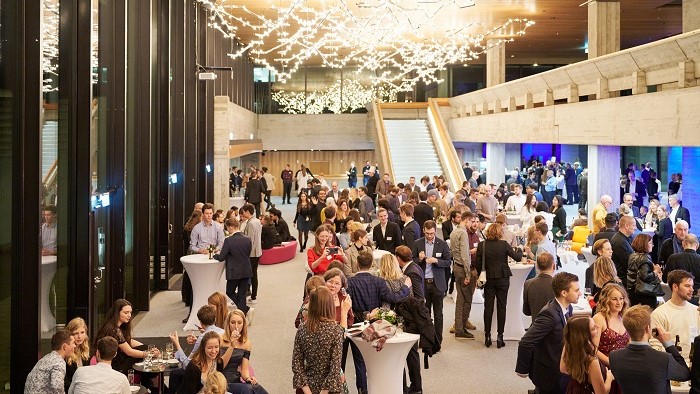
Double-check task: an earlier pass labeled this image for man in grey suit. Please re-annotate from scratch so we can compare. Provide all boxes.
[523,252,556,321]
[412,220,452,345]
[241,203,262,312]
[610,305,689,394]
[357,186,375,223]
[214,218,252,318]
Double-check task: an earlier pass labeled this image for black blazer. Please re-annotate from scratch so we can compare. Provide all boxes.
[516,299,568,392]
[244,178,265,204]
[402,262,425,300]
[402,220,420,250]
[261,224,282,250]
[276,218,292,242]
[373,222,402,253]
[475,239,523,279]
[441,220,455,240]
[674,206,691,226]
[523,273,554,317]
[214,232,252,280]
[413,202,433,232]
[411,237,452,293]
[610,232,633,285]
[610,343,689,394]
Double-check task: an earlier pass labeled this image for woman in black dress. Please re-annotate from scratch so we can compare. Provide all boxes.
[551,195,567,242]
[220,310,269,394]
[560,316,614,393]
[294,191,312,252]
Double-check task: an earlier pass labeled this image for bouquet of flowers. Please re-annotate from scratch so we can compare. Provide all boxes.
[374,307,397,325]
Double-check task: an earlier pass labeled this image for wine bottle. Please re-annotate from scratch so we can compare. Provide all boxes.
[675,334,683,353]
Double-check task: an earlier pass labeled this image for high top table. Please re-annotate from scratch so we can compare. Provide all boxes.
[488,263,533,341]
[180,254,225,331]
[349,331,420,394]
[41,256,57,332]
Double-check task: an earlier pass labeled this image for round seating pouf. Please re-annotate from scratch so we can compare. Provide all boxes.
[259,241,298,265]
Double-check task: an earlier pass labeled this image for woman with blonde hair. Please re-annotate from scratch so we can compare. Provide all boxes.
[560,316,613,393]
[592,284,629,382]
[376,254,412,309]
[207,292,229,329]
[348,188,360,210]
[201,371,227,394]
[64,317,90,391]
[292,287,344,394]
[220,310,269,394]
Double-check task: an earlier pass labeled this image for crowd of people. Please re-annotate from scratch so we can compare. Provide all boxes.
[27,157,700,394]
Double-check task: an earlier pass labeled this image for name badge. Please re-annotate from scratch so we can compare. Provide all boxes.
[473,243,478,247]
[436,253,442,257]
[387,237,392,241]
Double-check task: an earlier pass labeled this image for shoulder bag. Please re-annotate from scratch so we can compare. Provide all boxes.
[477,241,487,289]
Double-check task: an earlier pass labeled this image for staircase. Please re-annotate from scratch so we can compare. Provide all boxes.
[383,119,443,184]
[42,120,58,179]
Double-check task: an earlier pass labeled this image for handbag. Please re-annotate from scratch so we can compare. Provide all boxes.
[635,261,665,297]
[476,241,487,289]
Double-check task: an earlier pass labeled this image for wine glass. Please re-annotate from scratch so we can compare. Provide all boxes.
[165,343,174,360]
[396,316,404,334]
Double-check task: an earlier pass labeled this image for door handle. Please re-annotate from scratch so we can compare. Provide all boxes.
[168,223,173,233]
[94,267,104,284]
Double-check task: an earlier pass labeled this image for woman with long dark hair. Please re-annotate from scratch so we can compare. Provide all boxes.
[627,233,662,308]
[294,191,312,252]
[560,316,614,393]
[550,195,567,241]
[94,299,149,374]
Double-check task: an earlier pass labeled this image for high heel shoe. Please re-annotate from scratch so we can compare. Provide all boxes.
[484,333,492,348]
[496,334,505,348]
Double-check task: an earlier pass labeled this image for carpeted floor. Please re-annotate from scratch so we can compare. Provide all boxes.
[133,196,544,394]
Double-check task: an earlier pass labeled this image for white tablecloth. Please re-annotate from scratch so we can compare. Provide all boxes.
[41,256,57,332]
[181,254,226,331]
[671,381,690,393]
[580,247,596,266]
[350,332,420,394]
[506,214,521,226]
[488,263,534,340]
[558,251,588,285]
[373,249,390,261]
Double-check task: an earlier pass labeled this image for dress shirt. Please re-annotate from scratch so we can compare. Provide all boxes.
[24,351,65,394]
[41,222,57,253]
[545,176,557,192]
[669,206,679,224]
[190,221,225,252]
[536,239,556,260]
[554,298,572,324]
[505,194,527,213]
[67,362,131,394]
[424,239,434,279]
[174,325,225,368]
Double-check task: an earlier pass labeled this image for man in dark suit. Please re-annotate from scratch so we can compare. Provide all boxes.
[523,252,556,320]
[593,213,618,243]
[619,193,640,217]
[412,220,452,345]
[413,191,433,232]
[610,305,689,394]
[441,209,461,240]
[244,170,265,218]
[309,188,327,232]
[213,218,252,316]
[366,168,379,202]
[610,215,635,288]
[669,195,691,226]
[395,245,425,394]
[269,208,293,242]
[662,235,700,301]
[516,272,580,394]
[347,252,410,394]
[401,204,421,249]
[659,220,695,266]
[624,172,646,208]
[373,208,402,253]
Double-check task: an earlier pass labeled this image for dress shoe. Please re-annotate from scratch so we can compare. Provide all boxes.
[455,331,475,340]
[485,333,492,348]
[246,308,255,326]
[182,316,189,324]
[497,334,505,348]
[465,320,476,330]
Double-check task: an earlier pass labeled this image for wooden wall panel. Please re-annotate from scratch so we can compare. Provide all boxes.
[257,150,376,195]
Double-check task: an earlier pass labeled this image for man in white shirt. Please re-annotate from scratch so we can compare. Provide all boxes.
[504,184,526,214]
[525,222,556,264]
[650,269,700,357]
[68,337,130,394]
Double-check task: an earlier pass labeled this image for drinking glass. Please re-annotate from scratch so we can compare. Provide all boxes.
[396,316,404,334]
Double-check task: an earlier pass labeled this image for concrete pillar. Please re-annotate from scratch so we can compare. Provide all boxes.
[668,147,683,186]
[587,145,621,222]
[486,39,505,88]
[214,96,232,212]
[682,148,700,233]
[505,143,521,172]
[588,1,620,59]
[684,0,700,32]
[486,143,506,185]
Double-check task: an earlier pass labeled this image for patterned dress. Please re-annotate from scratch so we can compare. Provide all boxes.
[597,315,629,394]
[292,321,344,394]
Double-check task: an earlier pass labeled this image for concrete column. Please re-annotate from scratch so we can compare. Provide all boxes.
[668,147,683,186]
[213,96,232,212]
[588,1,620,59]
[486,39,505,88]
[505,143,521,172]
[486,143,506,185]
[684,0,700,32]
[682,148,700,233]
[587,145,621,222]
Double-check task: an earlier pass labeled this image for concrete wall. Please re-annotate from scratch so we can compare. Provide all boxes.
[448,85,700,147]
[257,113,374,151]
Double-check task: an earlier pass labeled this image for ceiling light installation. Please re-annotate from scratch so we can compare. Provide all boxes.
[272,79,398,114]
[199,0,534,90]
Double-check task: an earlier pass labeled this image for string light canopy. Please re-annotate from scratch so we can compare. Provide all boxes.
[199,0,535,90]
[272,79,399,114]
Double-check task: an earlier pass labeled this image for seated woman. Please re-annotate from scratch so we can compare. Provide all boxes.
[94,299,151,375]
[178,331,222,394]
[376,254,412,309]
[260,215,282,250]
[220,310,269,394]
[64,317,90,392]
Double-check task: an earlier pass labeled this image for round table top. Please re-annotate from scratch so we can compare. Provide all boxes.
[132,361,174,374]
[42,256,57,265]
[350,330,419,344]
[180,254,221,264]
[509,263,536,271]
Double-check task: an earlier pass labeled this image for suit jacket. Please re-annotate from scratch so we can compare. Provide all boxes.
[402,261,425,299]
[610,343,689,394]
[516,299,568,392]
[523,273,554,317]
[441,220,455,240]
[373,222,402,253]
[610,231,633,284]
[276,218,292,242]
[347,272,410,317]
[674,206,691,226]
[402,220,420,250]
[242,218,262,258]
[625,179,647,207]
[214,232,252,280]
[387,195,400,214]
[329,190,341,202]
[413,202,433,231]
[376,180,393,198]
[475,239,523,279]
[663,249,700,287]
[358,195,375,223]
[244,178,265,203]
[411,236,452,293]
